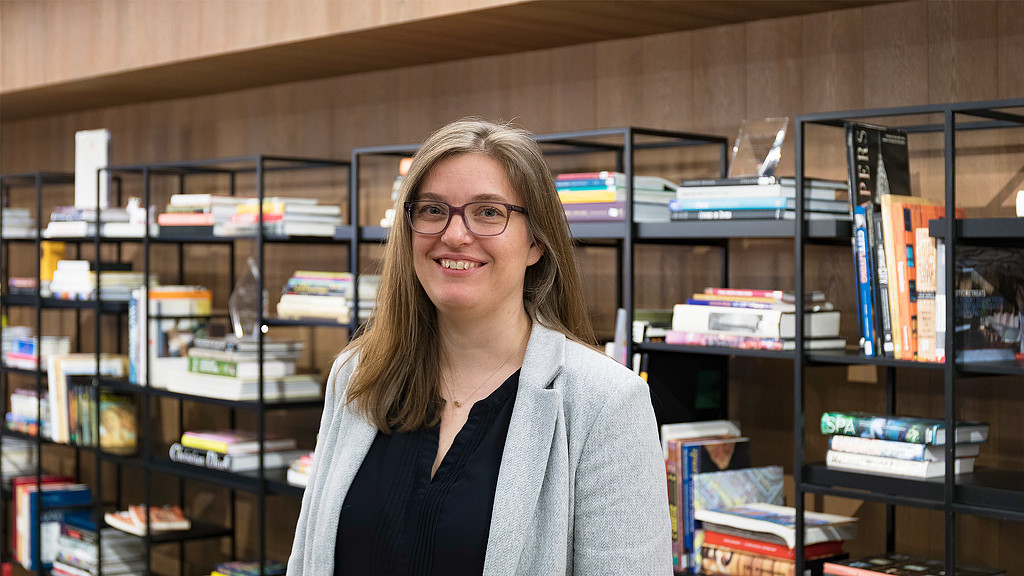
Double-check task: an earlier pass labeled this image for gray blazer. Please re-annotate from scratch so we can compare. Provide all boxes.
[287,322,672,575]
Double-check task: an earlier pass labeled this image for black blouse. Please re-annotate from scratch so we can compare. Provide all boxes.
[335,370,520,576]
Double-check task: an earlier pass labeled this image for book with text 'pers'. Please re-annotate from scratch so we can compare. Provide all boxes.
[694,503,858,549]
[844,122,911,212]
[824,552,1004,576]
[820,411,990,445]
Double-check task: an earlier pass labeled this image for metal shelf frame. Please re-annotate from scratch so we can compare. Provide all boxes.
[793,96,1024,575]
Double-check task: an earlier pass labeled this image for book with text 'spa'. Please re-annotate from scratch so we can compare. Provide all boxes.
[824,552,1004,576]
[820,411,990,445]
[694,503,858,549]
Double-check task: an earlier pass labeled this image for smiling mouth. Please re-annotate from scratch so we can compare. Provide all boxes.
[438,258,481,270]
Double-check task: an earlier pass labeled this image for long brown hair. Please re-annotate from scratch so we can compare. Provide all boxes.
[342,118,595,433]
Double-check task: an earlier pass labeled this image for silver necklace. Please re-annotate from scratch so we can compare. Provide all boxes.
[447,328,529,408]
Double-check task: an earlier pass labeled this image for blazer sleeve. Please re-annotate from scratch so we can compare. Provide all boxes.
[571,374,673,575]
[287,352,353,576]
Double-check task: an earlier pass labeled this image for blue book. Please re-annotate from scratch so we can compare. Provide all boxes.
[24,484,92,570]
[555,177,619,190]
[853,204,877,356]
[680,437,751,571]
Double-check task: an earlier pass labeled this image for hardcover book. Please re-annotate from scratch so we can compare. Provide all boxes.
[180,430,298,455]
[844,122,911,213]
[820,411,990,445]
[954,245,1024,364]
[825,449,975,478]
[828,434,981,461]
[694,503,858,549]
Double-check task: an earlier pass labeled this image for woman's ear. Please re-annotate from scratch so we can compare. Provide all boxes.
[527,241,544,266]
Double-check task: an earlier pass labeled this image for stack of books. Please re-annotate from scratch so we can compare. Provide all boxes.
[169,430,307,473]
[825,553,1004,576]
[42,206,138,238]
[48,260,146,302]
[104,504,191,537]
[671,176,850,221]
[275,271,378,324]
[2,207,35,238]
[4,388,49,438]
[53,516,146,576]
[12,476,92,571]
[286,451,314,487]
[666,287,846,351]
[164,336,319,401]
[820,411,990,479]
[45,353,129,446]
[156,194,247,236]
[555,171,679,223]
[2,329,71,371]
[695,503,857,575]
[219,197,343,238]
[662,419,753,572]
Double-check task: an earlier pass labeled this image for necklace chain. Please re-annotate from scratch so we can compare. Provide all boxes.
[447,328,530,409]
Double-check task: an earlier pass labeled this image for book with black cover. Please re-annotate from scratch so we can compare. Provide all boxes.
[844,122,911,213]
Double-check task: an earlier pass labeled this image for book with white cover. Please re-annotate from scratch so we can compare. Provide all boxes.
[694,503,858,549]
[659,419,741,459]
[672,304,841,339]
[75,129,111,209]
[828,434,982,462]
[826,449,975,478]
[164,365,321,401]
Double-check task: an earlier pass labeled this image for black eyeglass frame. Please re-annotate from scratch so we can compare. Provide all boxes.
[403,200,529,236]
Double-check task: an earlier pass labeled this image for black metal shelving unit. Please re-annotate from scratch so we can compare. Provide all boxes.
[793,97,1024,575]
[1,155,350,575]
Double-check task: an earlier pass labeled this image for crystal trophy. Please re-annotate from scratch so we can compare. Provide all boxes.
[727,117,789,178]
[228,257,267,339]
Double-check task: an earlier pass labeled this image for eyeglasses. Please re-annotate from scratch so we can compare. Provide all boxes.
[404,200,528,236]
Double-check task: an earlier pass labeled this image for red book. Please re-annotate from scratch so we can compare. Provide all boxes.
[703,529,844,560]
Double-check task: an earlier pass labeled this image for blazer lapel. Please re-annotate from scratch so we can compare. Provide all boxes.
[483,323,566,576]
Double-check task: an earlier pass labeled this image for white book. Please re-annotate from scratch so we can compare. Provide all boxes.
[659,419,741,459]
[826,449,975,479]
[75,129,110,209]
[828,435,982,461]
[164,366,321,401]
[693,503,858,549]
[671,303,841,339]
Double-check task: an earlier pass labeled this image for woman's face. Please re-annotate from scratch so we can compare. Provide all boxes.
[410,153,543,323]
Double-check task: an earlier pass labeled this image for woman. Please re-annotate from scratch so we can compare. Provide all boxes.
[288,118,671,575]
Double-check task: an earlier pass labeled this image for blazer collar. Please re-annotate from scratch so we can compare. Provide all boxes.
[483,321,568,576]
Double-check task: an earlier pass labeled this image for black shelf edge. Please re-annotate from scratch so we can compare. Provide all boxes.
[1,295,130,313]
[0,364,47,377]
[148,458,301,494]
[361,226,389,242]
[265,317,352,329]
[929,217,1024,244]
[567,222,627,240]
[956,468,1024,517]
[636,341,797,360]
[106,519,234,544]
[806,350,945,370]
[254,466,306,498]
[142,386,325,411]
[636,219,852,240]
[802,464,947,509]
[955,358,1024,376]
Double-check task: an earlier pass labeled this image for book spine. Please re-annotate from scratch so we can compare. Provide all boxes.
[679,176,775,187]
[670,208,787,221]
[682,444,701,571]
[168,443,232,471]
[820,412,935,444]
[665,440,683,571]
[701,545,795,576]
[685,298,793,312]
[827,449,936,477]
[872,210,895,356]
[895,202,917,359]
[672,304,786,339]
[555,171,623,181]
[558,190,619,203]
[669,196,788,211]
[704,287,786,300]
[852,204,875,356]
[934,238,946,362]
[828,434,927,461]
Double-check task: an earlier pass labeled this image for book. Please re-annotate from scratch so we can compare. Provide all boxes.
[820,411,990,445]
[671,304,841,339]
[668,196,848,213]
[914,225,938,362]
[560,200,669,223]
[853,204,877,356]
[703,529,843,561]
[190,336,305,354]
[186,356,296,379]
[669,208,850,221]
[844,122,911,212]
[701,543,797,576]
[665,330,847,351]
[659,419,741,459]
[164,367,322,402]
[97,391,137,455]
[128,504,191,531]
[824,552,1004,576]
[702,288,828,303]
[180,430,298,455]
[825,449,975,478]
[869,208,895,356]
[692,466,785,569]
[828,435,981,461]
[694,503,858,549]
[18,483,92,570]
[46,353,128,444]
[954,245,1024,364]
[129,285,212,388]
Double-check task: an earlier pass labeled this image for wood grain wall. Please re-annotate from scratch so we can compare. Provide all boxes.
[3,0,1024,573]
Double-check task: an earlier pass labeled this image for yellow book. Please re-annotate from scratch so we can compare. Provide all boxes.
[558,190,618,203]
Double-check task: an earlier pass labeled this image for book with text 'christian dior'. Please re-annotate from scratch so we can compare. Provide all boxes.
[844,122,911,214]
[825,449,975,479]
[694,503,858,549]
[824,552,1004,576]
[820,411,989,445]
[169,443,309,473]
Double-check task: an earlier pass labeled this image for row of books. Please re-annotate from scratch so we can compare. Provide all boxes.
[671,176,850,222]
[158,194,344,238]
[167,429,308,473]
[48,260,149,302]
[820,411,990,479]
[659,288,846,352]
[2,326,70,370]
[10,475,92,571]
[555,171,680,223]
[275,270,378,324]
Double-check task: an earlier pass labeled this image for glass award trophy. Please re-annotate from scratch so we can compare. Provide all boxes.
[228,257,267,339]
[727,117,789,178]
